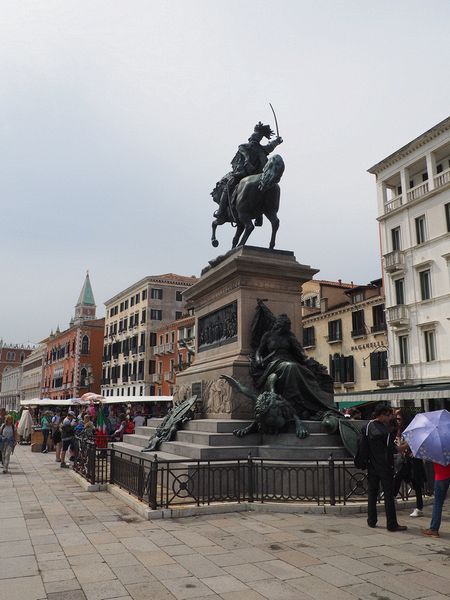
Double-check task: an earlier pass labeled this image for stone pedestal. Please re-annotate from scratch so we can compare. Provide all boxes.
[175,246,318,418]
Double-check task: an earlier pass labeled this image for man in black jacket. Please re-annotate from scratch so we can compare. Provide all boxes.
[367,404,407,532]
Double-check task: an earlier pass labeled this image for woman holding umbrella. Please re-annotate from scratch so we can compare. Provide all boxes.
[402,409,450,538]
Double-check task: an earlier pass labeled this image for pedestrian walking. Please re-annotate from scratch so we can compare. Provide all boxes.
[422,462,450,538]
[60,411,76,468]
[367,404,407,532]
[1,415,18,473]
[393,408,426,517]
[51,410,62,462]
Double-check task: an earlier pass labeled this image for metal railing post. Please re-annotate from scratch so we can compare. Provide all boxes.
[328,453,336,506]
[247,453,254,503]
[148,454,158,510]
[109,447,115,484]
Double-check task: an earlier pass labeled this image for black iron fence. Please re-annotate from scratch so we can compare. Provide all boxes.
[73,443,434,510]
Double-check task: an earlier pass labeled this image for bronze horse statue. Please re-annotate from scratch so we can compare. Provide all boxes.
[211,154,285,250]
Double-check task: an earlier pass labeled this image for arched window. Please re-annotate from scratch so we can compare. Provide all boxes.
[80,368,88,386]
[81,335,89,354]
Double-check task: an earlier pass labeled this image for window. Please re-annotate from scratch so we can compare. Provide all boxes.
[424,330,436,362]
[329,354,354,383]
[351,292,364,304]
[351,310,365,337]
[395,278,405,305]
[6,352,16,361]
[445,203,450,233]
[176,290,183,302]
[391,227,401,251]
[419,270,431,301]
[151,288,163,300]
[372,304,386,333]
[415,215,426,244]
[175,311,183,320]
[135,293,140,304]
[328,319,342,342]
[130,296,135,307]
[142,289,147,300]
[303,295,318,307]
[141,309,146,324]
[81,335,89,354]
[124,300,128,309]
[80,368,87,386]
[302,326,315,347]
[370,351,388,380]
[399,335,409,364]
[151,309,162,320]
[148,360,156,374]
[149,332,157,347]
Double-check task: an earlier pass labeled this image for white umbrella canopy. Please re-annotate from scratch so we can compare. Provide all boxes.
[403,410,450,466]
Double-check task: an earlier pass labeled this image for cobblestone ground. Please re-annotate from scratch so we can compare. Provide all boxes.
[0,446,449,600]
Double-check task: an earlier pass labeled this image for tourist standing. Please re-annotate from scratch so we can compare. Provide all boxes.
[366,404,407,532]
[1,415,18,473]
[52,410,62,462]
[60,411,76,468]
[422,462,450,538]
[40,411,51,453]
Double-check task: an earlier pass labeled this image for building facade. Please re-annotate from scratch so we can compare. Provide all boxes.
[301,279,388,404]
[42,273,105,399]
[101,273,197,398]
[0,341,34,387]
[0,365,22,411]
[152,315,195,396]
[369,116,450,410]
[20,345,46,402]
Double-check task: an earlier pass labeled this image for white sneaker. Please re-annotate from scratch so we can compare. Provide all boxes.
[410,508,424,517]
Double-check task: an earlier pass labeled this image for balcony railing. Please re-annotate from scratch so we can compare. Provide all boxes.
[384,250,405,272]
[151,373,162,383]
[164,343,174,353]
[386,305,409,326]
[164,371,175,382]
[384,194,402,214]
[153,344,164,355]
[434,166,450,189]
[407,181,429,203]
[391,363,414,383]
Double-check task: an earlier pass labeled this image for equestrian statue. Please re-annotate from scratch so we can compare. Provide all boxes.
[211,114,284,250]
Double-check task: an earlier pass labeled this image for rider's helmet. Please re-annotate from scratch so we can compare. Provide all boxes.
[249,122,274,142]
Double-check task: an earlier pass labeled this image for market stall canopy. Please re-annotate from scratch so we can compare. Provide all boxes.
[20,398,91,407]
[104,396,173,404]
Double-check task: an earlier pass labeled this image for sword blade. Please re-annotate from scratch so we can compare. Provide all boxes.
[269,103,280,138]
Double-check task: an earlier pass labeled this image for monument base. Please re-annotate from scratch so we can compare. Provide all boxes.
[175,246,318,418]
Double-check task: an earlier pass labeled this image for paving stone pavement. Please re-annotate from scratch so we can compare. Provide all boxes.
[0,445,449,600]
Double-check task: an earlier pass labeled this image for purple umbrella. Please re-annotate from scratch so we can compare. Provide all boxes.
[403,410,450,466]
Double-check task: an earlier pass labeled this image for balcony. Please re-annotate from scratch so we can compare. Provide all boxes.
[391,363,414,384]
[407,181,429,203]
[386,305,409,326]
[164,371,175,382]
[138,345,146,353]
[151,373,162,384]
[434,166,450,189]
[384,194,402,214]
[153,344,164,356]
[384,250,405,273]
[164,343,174,353]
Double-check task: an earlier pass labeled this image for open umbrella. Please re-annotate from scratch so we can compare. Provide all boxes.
[403,410,450,466]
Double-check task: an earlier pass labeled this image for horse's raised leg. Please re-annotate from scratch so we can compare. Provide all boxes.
[211,220,219,248]
[232,223,245,248]
[265,212,280,250]
[237,218,255,247]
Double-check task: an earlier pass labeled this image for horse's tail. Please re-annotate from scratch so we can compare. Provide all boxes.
[258,155,285,193]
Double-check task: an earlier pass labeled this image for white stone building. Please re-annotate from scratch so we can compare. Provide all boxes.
[0,365,22,411]
[20,346,45,402]
[368,116,450,410]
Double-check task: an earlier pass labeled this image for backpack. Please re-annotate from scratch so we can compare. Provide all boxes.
[354,421,372,470]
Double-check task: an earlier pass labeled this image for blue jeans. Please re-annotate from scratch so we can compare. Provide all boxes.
[430,477,450,532]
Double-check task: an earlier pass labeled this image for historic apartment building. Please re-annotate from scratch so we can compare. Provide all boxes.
[369,115,450,410]
[101,273,197,398]
[301,279,388,407]
[0,365,22,411]
[20,345,46,403]
[152,314,195,396]
[42,273,105,400]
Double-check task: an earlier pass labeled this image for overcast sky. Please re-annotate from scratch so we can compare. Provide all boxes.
[2,0,450,345]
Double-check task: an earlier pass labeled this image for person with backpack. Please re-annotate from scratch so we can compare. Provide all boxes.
[364,404,407,532]
[1,415,18,474]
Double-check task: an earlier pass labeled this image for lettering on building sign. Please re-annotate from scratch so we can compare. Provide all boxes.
[351,341,385,352]
[198,301,238,352]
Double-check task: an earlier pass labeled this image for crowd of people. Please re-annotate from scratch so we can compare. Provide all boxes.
[364,404,449,538]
